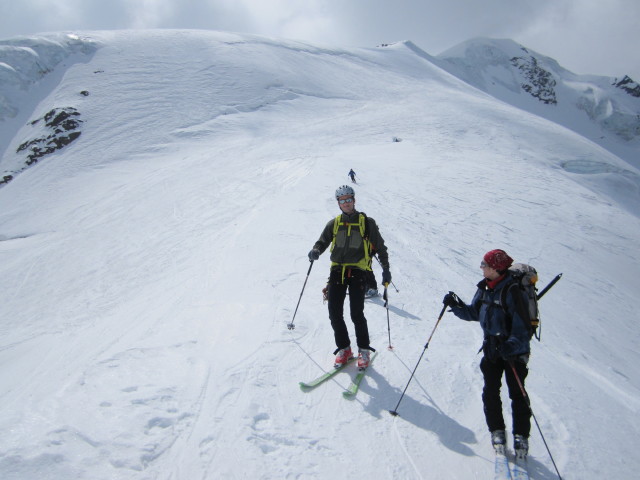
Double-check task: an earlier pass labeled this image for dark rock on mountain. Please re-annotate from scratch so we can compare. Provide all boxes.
[614,76,640,97]
[510,55,557,105]
[17,107,83,166]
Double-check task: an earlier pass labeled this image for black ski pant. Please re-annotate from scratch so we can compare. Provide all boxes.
[480,356,531,438]
[327,267,370,351]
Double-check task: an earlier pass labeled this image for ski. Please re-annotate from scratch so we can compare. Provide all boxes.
[342,352,377,398]
[493,447,513,480]
[299,357,356,390]
[511,454,529,480]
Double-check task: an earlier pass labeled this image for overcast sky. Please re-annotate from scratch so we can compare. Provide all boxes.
[1,0,639,80]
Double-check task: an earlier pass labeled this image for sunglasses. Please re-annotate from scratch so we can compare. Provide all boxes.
[338,197,354,204]
[480,261,491,268]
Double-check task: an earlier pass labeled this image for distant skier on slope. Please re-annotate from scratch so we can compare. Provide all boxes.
[443,249,531,459]
[348,168,357,183]
[308,185,391,369]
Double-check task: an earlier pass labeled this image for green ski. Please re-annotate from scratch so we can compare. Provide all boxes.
[299,357,356,390]
[343,352,377,398]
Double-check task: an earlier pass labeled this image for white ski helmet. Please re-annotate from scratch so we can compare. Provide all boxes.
[335,185,355,199]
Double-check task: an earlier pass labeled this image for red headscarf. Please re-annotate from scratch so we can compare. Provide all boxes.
[483,249,513,272]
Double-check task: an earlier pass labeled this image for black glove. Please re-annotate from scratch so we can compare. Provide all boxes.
[381,268,391,285]
[504,354,529,365]
[443,291,463,308]
[308,249,320,261]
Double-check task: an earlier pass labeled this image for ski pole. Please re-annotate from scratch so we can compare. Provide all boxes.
[537,273,563,301]
[509,361,563,480]
[287,260,314,330]
[389,303,447,416]
[375,255,399,292]
[383,282,393,350]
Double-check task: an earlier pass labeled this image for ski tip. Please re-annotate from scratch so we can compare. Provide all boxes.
[388,410,399,417]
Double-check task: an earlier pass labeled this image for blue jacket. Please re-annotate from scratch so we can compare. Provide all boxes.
[449,273,530,361]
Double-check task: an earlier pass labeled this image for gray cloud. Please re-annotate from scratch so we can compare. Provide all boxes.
[1,0,638,79]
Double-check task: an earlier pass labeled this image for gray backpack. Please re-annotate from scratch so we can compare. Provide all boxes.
[499,263,541,340]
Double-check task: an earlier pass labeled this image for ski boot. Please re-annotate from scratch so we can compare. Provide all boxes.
[334,347,353,368]
[514,434,529,459]
[491,430,507,454]
[357,349,371,369]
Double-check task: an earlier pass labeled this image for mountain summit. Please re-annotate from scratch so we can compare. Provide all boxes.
[434,37,640,166]
[1,32,639,183]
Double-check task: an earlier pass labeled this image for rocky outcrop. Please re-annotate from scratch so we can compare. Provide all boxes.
[613,75,640,98]
[16,107,83,164]
[510,55,557,105]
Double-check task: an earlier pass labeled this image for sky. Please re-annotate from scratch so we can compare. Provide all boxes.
[0,30,639,479]
[1,0,639,81]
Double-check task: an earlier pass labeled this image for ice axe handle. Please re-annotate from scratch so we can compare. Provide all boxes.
[536,273,562,301]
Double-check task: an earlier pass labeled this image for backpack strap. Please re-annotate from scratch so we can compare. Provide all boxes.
[359,211,370,240]
[331,214,341,251]
[358,213,372,266]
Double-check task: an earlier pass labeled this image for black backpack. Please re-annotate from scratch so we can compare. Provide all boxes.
[499,263,541,340]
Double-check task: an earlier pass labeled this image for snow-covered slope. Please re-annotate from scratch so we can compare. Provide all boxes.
[0,30,639,480]
[435,37,640,168]
[0,33,98,171]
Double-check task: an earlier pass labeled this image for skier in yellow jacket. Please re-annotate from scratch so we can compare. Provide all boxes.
[308,185,390,369]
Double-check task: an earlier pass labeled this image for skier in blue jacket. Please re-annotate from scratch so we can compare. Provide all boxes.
[443,249,531,458]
